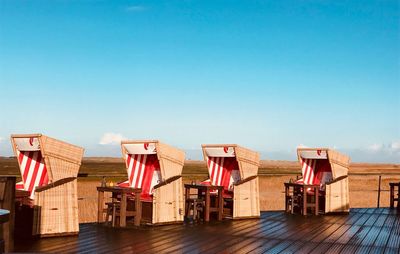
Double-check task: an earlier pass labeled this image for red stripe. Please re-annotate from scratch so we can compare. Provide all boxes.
[126,154,132,176]
[142,155,156,195]
[129,154,138,186]
[38,163,48,187]
[210,157,217,185]
[27,153,41,193]
[135,154,145,188]
[23,152,33,182]
[18,151,24,164]
[214,158,221,186]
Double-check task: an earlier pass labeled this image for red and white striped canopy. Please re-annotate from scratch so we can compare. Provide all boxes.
[120,143,161,199]
[16,150,49,199]
[298,157,332,187]
[206,157,240,191]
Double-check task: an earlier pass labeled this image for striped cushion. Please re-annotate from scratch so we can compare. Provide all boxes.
[16,150,49,199]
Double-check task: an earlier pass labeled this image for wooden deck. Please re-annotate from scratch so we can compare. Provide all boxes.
[14,208,399,253]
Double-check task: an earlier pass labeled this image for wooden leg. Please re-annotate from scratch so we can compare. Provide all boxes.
[315,188,319,215]
[185,188,190,218]
[205,190,210,222]
[390,185,394,208]
[120,193,127,227]
[112,204,116,227]
[303,189,307,216]
[285,186,288,213]
[134,198,141,226]
[97,191,104,223]
[218,189,223,221]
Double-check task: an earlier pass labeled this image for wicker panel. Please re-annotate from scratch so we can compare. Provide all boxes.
[157,142,185,179]
[152,178,184,224]
[41,136,84,166]
[33,179,79,236]
[46,157,81,182]
[325,177,350,213]
[233,177,260,218]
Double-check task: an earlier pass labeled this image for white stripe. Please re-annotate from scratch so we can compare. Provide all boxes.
[137,155,147,188]
[25,152,39,192]
[217,157,224,186]
[309,160,316,184]
[214,157,221,185]
[131,154,142,188]
[20,152,29,179]
[126,154,134,183]
[31,161,45,199]
[208,159,215,185]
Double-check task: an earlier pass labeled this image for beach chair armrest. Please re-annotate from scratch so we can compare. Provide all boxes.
[233,175,258,186]
[326,175,348,186]
[34,177,77,193]
[153,175,182,190]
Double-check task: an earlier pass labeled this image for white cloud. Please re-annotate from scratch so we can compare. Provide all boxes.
[125,5,146,12]
[99,133,126,145]
[0,137,3,143]
[367,143,383,152]
[390,141,400,151]
[297,144,308,148]
[365,141,400,154]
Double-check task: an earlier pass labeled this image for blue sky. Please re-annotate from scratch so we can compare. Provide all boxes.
[0,0,399,162]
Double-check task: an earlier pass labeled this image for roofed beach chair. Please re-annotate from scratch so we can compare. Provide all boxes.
[201,144,260,219]
[119,140,185,224]
[295,148,350,213]
[11,134,84,237]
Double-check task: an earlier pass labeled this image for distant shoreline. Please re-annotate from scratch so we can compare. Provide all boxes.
[1,157,399,177]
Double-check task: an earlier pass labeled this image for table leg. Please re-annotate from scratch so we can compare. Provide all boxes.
[390,185,394,208]
[135,195,141,226]
[315,187,319,215]
[120,193,127,227]
[285,186,288,213]
[205,190,210,222]
[218,189,223,221]
[185,187,190,217]
[303,189,307,216]
[97,191,104,223]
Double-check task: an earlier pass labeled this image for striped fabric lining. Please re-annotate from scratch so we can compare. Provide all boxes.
[16,150,49,199]
[122,154,161,197]
[298,158,333,188]
[301,158,317,185]
[206,157,239,191]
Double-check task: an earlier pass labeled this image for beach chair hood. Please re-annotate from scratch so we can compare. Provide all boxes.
[11,134,84,199]
[297,148,350,185]
[121,140,185,190]
[202,144,260,189]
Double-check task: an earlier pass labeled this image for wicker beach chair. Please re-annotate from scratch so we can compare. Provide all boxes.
[11,134,84,237]
[295,148,350,213]
[118,140,185,224]
[201,144,260,219]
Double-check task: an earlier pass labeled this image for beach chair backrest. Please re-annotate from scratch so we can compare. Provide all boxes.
[13,137,49,199]
[298,148,350,186]
[122,142,162,196]
[11,134,84,200]
[203,146,241,191]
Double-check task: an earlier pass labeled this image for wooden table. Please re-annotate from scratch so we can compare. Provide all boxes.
[184,184,224,222]
[389,182,400,209]
[97,186,142,227]
[285,183,320,216]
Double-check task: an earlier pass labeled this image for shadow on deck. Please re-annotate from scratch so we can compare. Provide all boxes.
[14,208,400,253]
